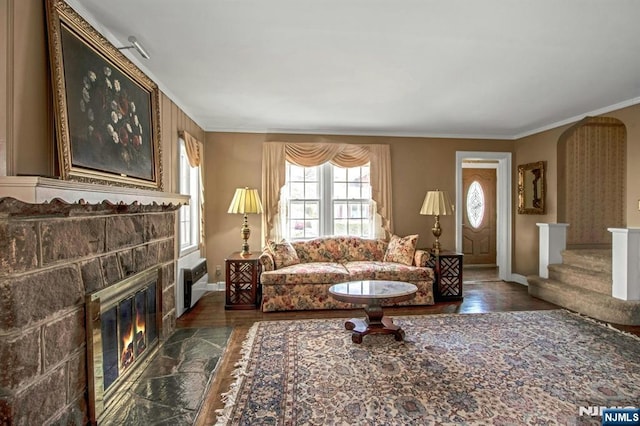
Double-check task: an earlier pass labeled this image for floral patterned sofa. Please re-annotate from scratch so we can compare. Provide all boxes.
[258,235,435,312]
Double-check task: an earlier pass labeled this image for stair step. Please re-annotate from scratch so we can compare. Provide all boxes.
[561,249,611,273]
[527,275,640,326]
[548,264,611,295]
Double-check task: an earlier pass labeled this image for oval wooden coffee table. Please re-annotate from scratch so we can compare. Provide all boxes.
[328,280,417,343]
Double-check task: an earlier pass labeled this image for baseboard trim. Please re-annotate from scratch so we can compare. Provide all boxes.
[206,281,225,292]
[509,274,528,286]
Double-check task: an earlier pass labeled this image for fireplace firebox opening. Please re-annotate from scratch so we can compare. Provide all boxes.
[86,267,162,423]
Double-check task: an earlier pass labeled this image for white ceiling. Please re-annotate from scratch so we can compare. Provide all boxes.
[67,0,640,139]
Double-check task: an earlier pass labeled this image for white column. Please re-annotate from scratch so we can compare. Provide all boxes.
[537,223,569,278]
[608,228,640,301]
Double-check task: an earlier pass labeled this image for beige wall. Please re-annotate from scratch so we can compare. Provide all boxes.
[204,132,513,277]
[1,0,51,176]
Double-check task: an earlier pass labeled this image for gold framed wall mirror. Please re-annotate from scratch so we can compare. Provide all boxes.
[517,161,546,214]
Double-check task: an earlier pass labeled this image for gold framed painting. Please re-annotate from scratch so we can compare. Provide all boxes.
[517,161,545,214]
[45,0,162,189]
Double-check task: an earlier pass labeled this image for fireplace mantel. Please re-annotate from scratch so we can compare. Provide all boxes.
[0,176,189,206]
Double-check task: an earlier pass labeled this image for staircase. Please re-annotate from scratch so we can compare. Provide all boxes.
[527,249,640,325]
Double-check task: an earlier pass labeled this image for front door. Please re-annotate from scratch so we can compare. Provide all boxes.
[462,168,496,265]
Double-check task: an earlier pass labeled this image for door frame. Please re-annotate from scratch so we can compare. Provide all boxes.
[455,151,512,282]
[461,164,498,265]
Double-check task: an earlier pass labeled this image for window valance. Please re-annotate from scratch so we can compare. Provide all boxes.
[179,130,203,167]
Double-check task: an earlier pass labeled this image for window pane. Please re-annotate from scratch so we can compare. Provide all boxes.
[290,165,305,181]
[305,182,319,199]
[180,221,188,245]
[333,166,346,181]
[350,203,361,218]
[290,202,305,218]
[334,219,347,235]
[362,185,372,199]
[362,203,370,218]
[306,202,319,219]
[348,222,362,236]
[333,182,347,199]
[305,220,319,238]
[304,167,318,181]
[361,166,370,183]
[334,202,347,219]
[347,183,361,199]
[290,183,305,199]
[291,224,304,239]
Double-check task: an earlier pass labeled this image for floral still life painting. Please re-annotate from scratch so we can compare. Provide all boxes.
[61,27,153,179]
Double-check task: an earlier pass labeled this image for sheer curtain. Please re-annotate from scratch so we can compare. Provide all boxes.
[261,142,393,245]
[178,130,206,256]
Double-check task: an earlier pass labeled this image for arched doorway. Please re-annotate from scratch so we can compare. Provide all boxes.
[557,117,626,248]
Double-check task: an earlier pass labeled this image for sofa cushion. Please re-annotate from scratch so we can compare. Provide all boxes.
[383,234,418,266]
[344,261,433,282]
[292,238,347,263]
[261,262,350,285]
[268,240,300,269]
[342,237,387,262]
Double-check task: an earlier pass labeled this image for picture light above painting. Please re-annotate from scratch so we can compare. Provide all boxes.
[517,161,546,215]
[45,0,162,190]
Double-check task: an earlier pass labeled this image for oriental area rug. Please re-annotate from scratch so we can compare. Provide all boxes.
[215,310,640,425]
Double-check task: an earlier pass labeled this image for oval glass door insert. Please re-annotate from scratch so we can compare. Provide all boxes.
[466,181,485,228]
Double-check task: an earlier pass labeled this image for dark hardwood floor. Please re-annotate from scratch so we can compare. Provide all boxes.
[178,274,640,425]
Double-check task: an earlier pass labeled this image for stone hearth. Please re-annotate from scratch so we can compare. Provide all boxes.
[0,194,184,425]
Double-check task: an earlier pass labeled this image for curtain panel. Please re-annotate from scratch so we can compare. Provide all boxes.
[179,130,206,256]
[261,142,393,245]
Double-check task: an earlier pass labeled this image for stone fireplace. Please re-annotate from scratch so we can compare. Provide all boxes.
[0,177,187,425]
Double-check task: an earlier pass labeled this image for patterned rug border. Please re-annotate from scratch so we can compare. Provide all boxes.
[214,309,639,425]
[216,321,261,425]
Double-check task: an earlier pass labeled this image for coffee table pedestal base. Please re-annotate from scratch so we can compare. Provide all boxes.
[344,305,405,344]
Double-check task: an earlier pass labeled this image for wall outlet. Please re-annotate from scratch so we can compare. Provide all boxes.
[215,265,222,277]
[638,199,640,211]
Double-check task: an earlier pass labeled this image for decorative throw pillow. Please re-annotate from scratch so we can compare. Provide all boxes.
[268,240,300,269]
[383,234,418,266]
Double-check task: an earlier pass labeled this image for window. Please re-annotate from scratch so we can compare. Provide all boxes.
[282,162,372,239]
[179,140,201,252]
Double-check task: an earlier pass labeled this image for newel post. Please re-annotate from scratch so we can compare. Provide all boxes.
[536,223,569,278]
[608,228,640,301]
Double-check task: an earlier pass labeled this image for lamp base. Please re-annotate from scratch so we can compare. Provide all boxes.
[240,214,252,257]
[432,214,443,253]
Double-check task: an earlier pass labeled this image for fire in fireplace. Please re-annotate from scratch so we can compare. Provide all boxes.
[86,267,161,423]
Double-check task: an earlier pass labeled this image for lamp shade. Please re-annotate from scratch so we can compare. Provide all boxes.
[420,190,454,216]
[228,187,264,214]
